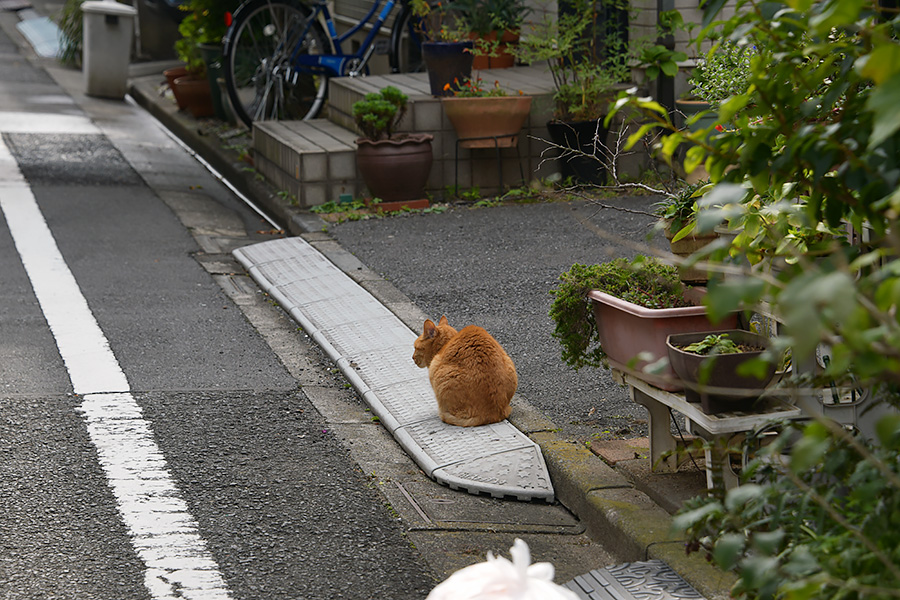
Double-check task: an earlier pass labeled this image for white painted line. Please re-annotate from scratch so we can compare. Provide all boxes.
[0,138,232,600]
[0,111,100,134]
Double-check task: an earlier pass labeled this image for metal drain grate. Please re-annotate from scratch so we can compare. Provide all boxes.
[564,560,706,600]
[234,237,554,502]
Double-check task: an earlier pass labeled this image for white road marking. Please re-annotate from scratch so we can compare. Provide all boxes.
[0,135,233,599]
[0,111,100,134]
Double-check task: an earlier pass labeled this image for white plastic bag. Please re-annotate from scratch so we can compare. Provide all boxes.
[426,538,579,600]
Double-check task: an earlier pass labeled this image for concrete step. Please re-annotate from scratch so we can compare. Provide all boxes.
[253,119,361,207]
[251,66,562,207]
[327,66,558,196]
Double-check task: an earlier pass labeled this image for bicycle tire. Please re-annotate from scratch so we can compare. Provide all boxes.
[223,0,332,127]
[389,1,464,73]
[388,4,424,73]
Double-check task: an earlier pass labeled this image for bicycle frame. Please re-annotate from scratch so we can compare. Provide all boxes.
[293,0,403,77]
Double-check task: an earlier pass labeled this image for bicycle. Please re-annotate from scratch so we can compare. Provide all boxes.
[222,0,431,128]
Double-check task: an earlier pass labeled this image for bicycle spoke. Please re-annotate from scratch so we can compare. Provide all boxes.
[224,0,331,126]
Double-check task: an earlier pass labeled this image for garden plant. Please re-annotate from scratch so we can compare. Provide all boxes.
[609,0,900,596]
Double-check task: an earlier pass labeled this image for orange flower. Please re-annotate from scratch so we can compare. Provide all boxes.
[443,83,451,91]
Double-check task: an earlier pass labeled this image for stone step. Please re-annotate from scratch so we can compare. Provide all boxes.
[251,66,565,207]
[327,66,558,196]
[253,119,361,207]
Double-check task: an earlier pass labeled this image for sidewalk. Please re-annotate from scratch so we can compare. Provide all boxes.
[126,69,735,599]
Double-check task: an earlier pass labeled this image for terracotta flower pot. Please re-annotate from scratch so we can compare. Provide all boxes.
[469,30,519,70]
[664,221,719,284]
[442,95,532,148]
[164,65,189,110]
[588,289,739,391]
[173,75,215,118]
[355,134,434,205]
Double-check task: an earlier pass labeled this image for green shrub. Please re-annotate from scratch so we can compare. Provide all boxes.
[549,257,691,370]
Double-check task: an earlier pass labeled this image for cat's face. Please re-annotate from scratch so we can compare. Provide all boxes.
[412,316,453,368]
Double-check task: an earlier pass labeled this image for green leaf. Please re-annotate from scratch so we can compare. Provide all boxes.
[684,144,707,175]
[782,546,821,578]
[661,133,685,161]
[701,0,729,28]
[713,533,746,570]
[671,501,722,533]
[752,530,785,555]
[875,414,900,448]
[790,424,830,473]
[725,483,764,511]
[858,44,900,85]
[785,0,813,10]
[661,61,678,77]
[866,73,900,149]
[626,122,662,151]
[705,277,765,323]
[809,0,864,34]
[671,220,696,243]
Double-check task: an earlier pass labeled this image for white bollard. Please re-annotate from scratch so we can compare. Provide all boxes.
[81,1,138,99]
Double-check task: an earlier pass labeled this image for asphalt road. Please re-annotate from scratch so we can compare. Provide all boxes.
[328,195,670,444]
[1,10,620,598]
[0,19,435,597]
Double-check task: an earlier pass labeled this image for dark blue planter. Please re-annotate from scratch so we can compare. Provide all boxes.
[422,41,474,96]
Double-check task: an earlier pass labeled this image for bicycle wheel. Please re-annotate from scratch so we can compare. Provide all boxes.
[223,0,332,127]
[389,4,424,73]
[390,0,465,73]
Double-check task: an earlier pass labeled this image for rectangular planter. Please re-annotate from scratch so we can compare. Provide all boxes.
[588,290,739,391]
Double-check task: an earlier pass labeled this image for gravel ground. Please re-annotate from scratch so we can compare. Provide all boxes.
[328,194,669,444]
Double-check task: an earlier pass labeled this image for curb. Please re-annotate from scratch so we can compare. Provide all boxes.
[127,75,736,600]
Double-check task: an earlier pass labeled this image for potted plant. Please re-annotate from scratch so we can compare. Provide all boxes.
[169,0,239,118]
[654,179,717,283]
[549,257,738,390]
[515,0,632,184]
[441,76,532,148]
[677,41,756,133]
[410,0,474,96]
[666,330,777,414]
[353,86,434,210]
[453,0,530,69]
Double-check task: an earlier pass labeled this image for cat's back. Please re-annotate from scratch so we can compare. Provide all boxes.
[439,325,513,366]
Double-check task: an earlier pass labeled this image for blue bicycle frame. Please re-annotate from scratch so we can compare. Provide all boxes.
[292,0,406,77]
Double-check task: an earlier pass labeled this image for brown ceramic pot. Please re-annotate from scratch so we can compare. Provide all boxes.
[173,75,214,118]
[164,65,190,110]
[355,134,434,204]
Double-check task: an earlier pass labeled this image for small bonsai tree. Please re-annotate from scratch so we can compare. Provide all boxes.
[352,86,409,141]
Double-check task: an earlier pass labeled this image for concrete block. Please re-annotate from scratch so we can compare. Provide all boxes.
[329,150,357,180]
[301,182,328,207]
[413,99,443,132]
[301,152,328,182]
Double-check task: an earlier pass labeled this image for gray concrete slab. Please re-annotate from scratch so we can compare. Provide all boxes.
[234,236,555,501]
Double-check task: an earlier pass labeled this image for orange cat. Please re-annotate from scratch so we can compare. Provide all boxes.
[412,316,517,427]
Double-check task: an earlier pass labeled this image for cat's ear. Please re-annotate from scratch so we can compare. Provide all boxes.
[438,315,449,327]
[423,319,437,338]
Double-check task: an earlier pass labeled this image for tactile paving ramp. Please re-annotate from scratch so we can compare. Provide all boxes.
[233,237,554,502]
[564,560,706,600]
